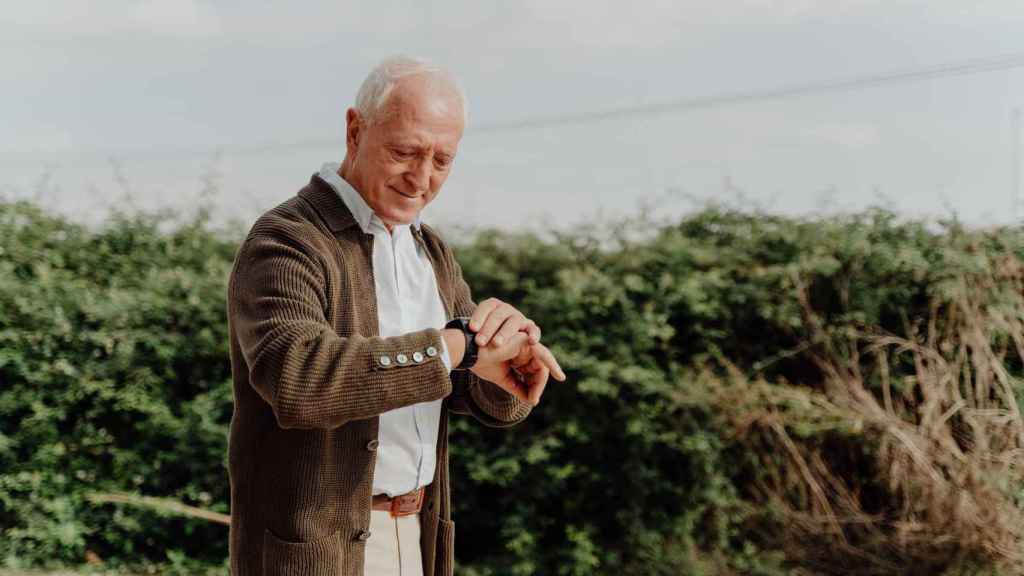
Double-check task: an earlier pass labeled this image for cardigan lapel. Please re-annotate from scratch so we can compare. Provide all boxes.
[297,173,361,233]
[297,172,459,322]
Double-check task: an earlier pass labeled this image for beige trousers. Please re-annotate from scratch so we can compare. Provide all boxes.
[364,509,423,576]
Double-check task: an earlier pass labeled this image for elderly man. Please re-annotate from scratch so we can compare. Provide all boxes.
[226,56,564,576]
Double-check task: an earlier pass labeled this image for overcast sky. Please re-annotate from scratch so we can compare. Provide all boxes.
[5,1,1024,231]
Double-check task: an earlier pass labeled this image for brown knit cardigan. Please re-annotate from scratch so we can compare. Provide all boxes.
[226,174,532,575]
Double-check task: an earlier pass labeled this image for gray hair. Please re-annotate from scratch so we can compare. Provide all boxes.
[354,55,468,125]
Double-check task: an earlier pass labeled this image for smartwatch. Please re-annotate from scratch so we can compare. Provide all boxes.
[444,317,478,370]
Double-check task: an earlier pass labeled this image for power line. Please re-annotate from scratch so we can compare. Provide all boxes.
[77,50,1024,156]
[475,51,1024,132]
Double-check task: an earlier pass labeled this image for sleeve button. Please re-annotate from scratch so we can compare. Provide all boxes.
[378,355,392,367]
[366,439,379,451]
[425,346,438,357]
[356,530,371,542]
[396,353,409,365]
[412,351,425,363]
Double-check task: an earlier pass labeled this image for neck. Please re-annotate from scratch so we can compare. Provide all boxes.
[337,157,395,233]
[338,155,355,188]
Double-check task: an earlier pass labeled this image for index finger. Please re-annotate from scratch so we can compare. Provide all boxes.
[468,298,502,333]
[526,364,549,406]
[530,343,566,382]
[526,322,541,345]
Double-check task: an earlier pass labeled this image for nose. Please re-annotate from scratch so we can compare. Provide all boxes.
[404,157,431,194]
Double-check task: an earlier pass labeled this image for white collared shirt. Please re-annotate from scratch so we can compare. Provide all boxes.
[318,162,451,498]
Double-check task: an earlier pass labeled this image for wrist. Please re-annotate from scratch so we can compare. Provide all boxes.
[441,329,465,370]
[444,317,478,370]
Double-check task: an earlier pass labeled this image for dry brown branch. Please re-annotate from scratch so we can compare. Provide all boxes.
[687,240,1024,574]
[86,492,230,526]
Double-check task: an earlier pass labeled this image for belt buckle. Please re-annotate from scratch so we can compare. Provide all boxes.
[389,488,423,518]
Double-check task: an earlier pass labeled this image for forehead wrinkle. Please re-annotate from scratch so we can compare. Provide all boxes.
[376,74,464,130]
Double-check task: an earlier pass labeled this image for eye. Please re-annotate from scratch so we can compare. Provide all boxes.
[391,148,415,160]
[434,155,453,169]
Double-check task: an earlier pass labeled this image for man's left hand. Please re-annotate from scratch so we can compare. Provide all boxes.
[470,334,564,406]
[509,341,563,405]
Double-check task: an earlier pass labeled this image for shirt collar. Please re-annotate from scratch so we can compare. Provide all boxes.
[317,162,422,233]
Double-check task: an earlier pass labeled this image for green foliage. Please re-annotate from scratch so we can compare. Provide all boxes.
[1,198,1022,574]
[0,202,235,569]
[451,209,1024,575]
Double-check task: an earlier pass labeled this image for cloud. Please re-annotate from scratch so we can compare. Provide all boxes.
[806,122,880,149]
[517,0,1014,49]
[2,0,222,37]
[204,2,422,45]
[128,0,221,36]
[5,123,76,151]
[522,0,714,48]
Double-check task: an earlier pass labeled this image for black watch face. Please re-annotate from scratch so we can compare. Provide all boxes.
[447,317,471,332]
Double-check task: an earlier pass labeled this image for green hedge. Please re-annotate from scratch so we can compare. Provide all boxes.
[1,200,1022,575]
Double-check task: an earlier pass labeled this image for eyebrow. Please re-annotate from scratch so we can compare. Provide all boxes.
[389,141,456,156]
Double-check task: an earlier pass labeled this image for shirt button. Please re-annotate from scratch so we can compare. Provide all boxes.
[396,353,409,365]
[366,439,379,451]
[378,355,392,367]
[412,351,425,363]
[356,530,371,542]
[425,346,438,358]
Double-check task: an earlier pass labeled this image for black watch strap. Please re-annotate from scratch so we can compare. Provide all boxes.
[444,317,478,370]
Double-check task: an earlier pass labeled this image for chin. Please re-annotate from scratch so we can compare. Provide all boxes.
[381,209,419,227]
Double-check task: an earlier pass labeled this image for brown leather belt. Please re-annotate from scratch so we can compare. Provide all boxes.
[372,487,424,517]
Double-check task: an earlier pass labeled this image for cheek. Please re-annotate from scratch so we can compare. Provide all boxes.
[364,168,390,192]
[366,148,396,170]
[429,172,449,194]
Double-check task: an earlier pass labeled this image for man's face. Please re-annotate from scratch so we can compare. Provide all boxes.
[344,76,465,229]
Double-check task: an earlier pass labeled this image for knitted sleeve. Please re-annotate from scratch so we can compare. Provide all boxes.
[227,230,451,430]
[444,251,533,428]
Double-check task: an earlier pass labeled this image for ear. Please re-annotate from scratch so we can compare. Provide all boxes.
[345,108,362,155]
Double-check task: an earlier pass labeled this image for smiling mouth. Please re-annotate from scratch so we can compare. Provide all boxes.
[390,186,420,199]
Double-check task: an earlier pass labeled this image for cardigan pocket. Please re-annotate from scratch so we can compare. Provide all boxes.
[262,528,342,576]
[435,518,455,576]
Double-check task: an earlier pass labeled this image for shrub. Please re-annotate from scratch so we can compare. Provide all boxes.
[1,199,1021,574]
[0,202,234,570]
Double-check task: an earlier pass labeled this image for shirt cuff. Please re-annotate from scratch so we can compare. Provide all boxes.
[439,332,453,372]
